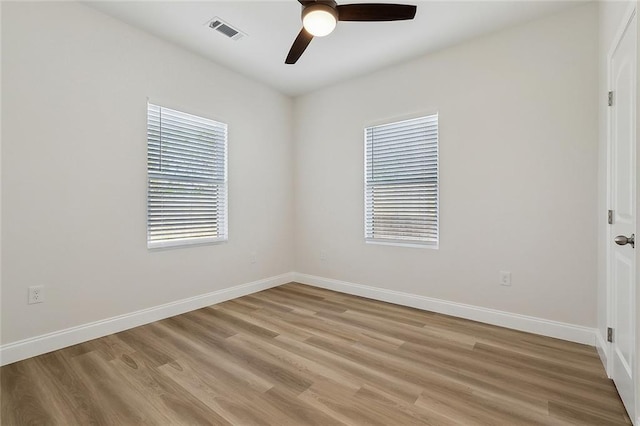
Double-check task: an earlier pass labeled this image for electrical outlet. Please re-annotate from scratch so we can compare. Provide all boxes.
[320,249,327,262]
[499,271,511,286]
[28,285,45,304]
[250,251,257,264]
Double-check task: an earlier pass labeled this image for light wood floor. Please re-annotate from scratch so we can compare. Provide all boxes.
[1,283,631,425]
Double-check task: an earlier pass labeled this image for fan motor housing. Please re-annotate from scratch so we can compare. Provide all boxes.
[302,1,338,19]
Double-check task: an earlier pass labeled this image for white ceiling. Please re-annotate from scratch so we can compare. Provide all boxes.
[87,0,583,96]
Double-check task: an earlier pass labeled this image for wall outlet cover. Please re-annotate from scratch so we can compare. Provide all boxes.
[28,285,45,304]
[499,271,512,286]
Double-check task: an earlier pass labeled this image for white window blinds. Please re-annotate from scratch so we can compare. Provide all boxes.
[147,103,228,249]
[365,114,439,246]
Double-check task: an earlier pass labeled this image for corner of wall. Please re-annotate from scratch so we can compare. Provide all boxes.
[595,328,610,376]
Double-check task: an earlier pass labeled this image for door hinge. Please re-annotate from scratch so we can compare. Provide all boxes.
[607,327,613,342]
[608,91,614,106]
[608,210,614,224]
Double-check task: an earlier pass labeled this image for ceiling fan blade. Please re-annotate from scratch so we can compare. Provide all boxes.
[337,3,416,21]
[285,28,314,64]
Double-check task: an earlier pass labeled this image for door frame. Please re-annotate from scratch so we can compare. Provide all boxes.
[605,2,638,424]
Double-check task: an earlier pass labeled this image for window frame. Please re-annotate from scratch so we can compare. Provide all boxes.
[146,102,228,250]
[364,113,439,249]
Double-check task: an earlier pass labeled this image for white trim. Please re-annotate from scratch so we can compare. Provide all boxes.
[366,240,438,250]
[0,272,294,366]
[148,236,228,250]
[293,273,596,345]
[365,109,441,129]
[1,271,600,367]
[596,328,610,377]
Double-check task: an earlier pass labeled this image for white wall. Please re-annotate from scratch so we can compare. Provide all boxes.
[1,2,294,345]
[0,1,604,354]
[293,4,599,327]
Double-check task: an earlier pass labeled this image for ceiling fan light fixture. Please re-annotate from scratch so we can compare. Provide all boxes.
[302,3,338,37]
[287,1,417,64]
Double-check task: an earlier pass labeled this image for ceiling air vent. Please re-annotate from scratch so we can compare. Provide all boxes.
[207,17,245,41]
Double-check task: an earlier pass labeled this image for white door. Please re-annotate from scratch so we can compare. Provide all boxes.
[608,8,637,422]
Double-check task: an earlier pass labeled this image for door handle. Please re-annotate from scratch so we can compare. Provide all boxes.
[614,234,635,248]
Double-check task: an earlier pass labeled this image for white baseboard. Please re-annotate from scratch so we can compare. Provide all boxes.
[0,272,294,366]
[293,273,596,346]
[595,328,610,377]
[1,271,598,366]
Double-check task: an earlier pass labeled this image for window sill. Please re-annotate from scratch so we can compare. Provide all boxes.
[365,239,438,250]
[148,237,228,250]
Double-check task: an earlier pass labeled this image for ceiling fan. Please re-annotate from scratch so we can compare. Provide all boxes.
[286,0,417,64]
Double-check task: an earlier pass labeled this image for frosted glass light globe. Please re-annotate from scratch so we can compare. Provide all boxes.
[303,5,337,37]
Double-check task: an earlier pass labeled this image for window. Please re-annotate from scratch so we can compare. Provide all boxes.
[147,103,228,249]
[365,114,439,247]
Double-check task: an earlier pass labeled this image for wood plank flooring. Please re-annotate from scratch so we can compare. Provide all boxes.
[1,283,631,425]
